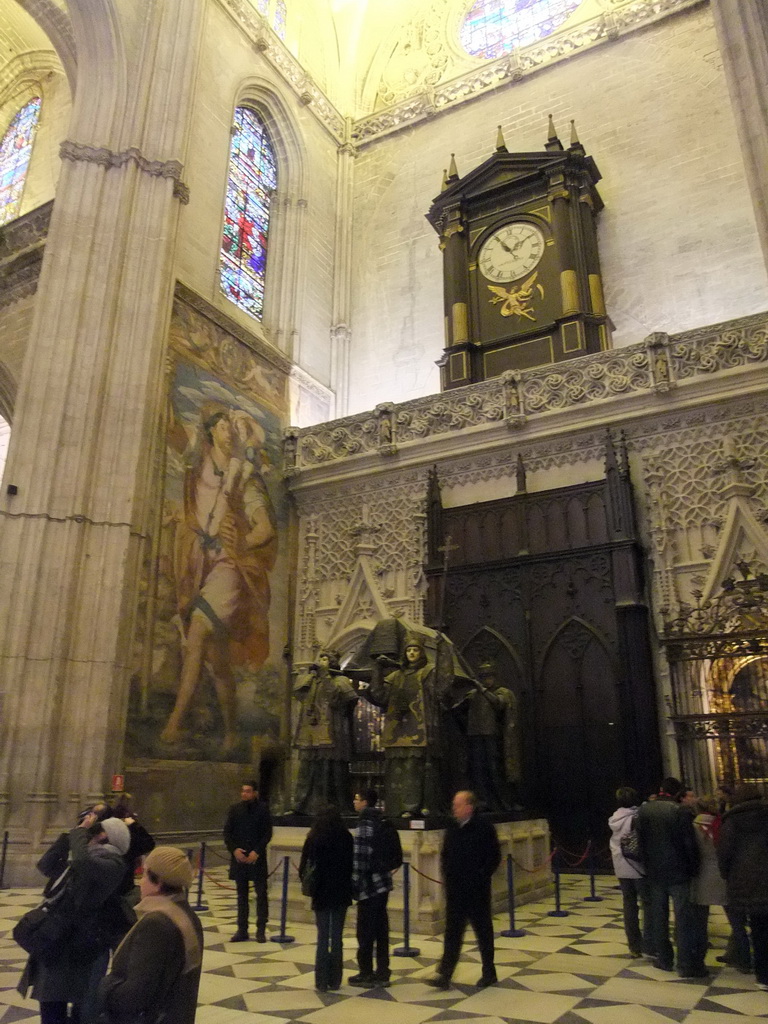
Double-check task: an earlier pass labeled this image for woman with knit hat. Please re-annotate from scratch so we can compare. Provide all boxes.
[97,847,203,1024]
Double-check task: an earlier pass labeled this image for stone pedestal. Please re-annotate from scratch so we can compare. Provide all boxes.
[255,817,552,935]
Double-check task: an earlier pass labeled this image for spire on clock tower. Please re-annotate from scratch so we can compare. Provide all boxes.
[546,114,564,152]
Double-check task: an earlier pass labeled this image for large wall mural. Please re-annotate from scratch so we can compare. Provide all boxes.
[127,293,291,765]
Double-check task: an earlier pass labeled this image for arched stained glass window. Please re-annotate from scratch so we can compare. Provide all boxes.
[460,0,582,59]
[274,0,287,40]
[254,0,286,39]
[0,97,41,226]
[220,106,278,320]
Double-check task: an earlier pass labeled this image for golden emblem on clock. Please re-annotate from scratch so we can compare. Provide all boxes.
[488,272,544,321]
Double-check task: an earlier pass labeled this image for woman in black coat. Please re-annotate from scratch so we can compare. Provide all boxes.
[299,806,353,991]
[717,784,768,989]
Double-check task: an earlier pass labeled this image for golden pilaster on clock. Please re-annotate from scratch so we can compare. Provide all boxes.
[452,302,469,344]
[496,125,508,153]
[589,274,606,316]
[447,153,459,181]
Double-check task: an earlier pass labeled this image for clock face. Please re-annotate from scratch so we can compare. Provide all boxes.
[478,222,546,283]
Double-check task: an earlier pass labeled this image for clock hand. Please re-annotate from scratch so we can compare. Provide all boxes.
[497,238,515,255]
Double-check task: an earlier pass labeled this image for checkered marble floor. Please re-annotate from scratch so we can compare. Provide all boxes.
[2,871,767,1024]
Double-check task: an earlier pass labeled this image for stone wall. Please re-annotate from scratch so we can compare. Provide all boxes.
[347,3,768,412]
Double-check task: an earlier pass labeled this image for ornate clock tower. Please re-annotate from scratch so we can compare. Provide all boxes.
[426,118,611,390]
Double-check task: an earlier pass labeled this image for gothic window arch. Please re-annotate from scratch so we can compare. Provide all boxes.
[219,105,278,321]
[0,96,42,226]
[460,0,583,59]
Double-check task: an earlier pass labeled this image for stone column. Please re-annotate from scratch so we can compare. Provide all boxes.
[710,0,768,269]
[0,0,205,879]
[329,119,356,417]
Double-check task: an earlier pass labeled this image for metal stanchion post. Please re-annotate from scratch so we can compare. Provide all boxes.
[191,841,208,912]
[584,842,603,902]
[548,850,569,917]
[270,856,295,944]
[500,853,525,937]
[393,863,421,957]
[0,831,8,889]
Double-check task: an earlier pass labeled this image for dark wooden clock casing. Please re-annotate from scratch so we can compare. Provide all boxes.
[426,125,610,390]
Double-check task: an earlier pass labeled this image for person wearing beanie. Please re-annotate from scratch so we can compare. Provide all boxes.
[97,846,203,1024]
[18,809,136,1024]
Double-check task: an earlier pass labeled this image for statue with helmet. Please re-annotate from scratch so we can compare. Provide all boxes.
[448,661,521,811]
[367,632,447,818]
[291,649,358,815]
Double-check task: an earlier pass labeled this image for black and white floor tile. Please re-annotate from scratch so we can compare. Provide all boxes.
[2,871,766,1023]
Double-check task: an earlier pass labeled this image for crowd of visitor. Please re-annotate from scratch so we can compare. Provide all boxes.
[608,776,768,990]
[10,778,767,1024]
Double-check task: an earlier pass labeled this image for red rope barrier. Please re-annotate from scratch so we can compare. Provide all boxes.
[407,862,443,885]
[510,848,556,873]
[554,841,592,868]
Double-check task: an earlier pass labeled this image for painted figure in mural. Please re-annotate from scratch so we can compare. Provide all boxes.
[160,403,278,752]
[449,662,521,811]
[292,650,358,815]
[367,636,446,818]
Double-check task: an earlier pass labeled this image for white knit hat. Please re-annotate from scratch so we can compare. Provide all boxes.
[100,817,131,855]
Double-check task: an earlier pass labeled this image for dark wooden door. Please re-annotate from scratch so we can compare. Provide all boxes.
[426,441,661,852]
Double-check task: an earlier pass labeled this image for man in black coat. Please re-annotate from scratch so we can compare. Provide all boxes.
[223,782,273,942]
[717,785,768,990]
[635,777,701,977]
[428,790,501,990]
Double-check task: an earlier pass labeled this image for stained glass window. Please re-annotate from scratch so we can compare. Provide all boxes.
[255,0,269,14]
[274,0,287,40]
[220,107,278,320]
[460,0,582,59]
[0,97,41,226]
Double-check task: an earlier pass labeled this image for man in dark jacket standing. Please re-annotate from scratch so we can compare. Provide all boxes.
[636,777,701,977]
[349,788,396,988]
[223,782,273,942]
[717,784,768,990]
[428,790,501,990]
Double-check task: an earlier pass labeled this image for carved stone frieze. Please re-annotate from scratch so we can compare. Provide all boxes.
[290,312,768,472]
[670,312,768,378]
[353,0,702,145]
[299,414,380,464]
[59,142,190,203]
[0,201,52,261]
[395,381,505,442]
[521,349,652,412]
[217,0,345,142]
[0,201,53,310]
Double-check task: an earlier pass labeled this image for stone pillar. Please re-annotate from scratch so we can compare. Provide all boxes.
[0,0,205,879]
[710,0,768,269]
[329,119,356,417]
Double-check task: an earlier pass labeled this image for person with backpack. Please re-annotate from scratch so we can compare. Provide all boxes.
[349,789,402,988]
[608,786,653,959]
